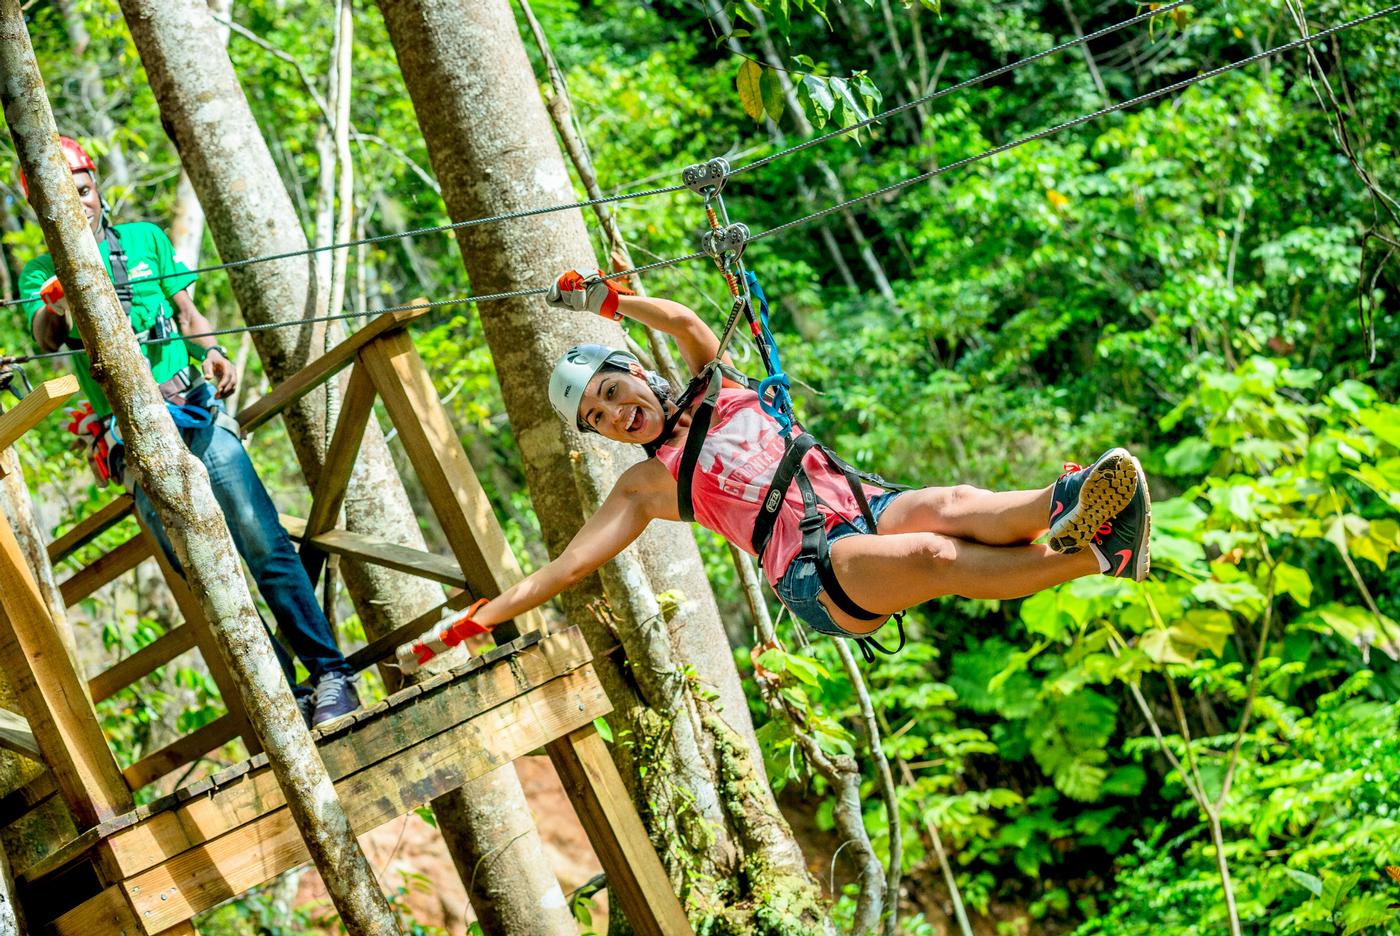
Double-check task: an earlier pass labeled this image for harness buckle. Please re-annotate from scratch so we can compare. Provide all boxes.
[700,222,751,266]
[798,511,826,535]
[682,157,731,196]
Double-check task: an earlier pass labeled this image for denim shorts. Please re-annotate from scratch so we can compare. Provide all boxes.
[774,490,904,638]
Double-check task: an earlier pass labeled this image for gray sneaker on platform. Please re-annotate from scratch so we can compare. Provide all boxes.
[311,672,361,728]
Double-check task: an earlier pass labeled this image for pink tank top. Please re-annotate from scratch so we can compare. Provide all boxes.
[654,389,883,586]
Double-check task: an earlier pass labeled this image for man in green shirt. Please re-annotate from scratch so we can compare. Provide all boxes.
[18,137,359,728]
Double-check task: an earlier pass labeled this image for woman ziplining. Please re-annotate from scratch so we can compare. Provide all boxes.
[397,270,1151,673]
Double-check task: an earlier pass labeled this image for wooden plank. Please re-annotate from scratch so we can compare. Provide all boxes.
[102,629,593,879]
[136,524,260,758]
[50,883,142,936]
[0,706,39,759]
[0,374,78,454]
[341,590,471,674]
[0,514,132,827]
[89,625,198,704]
[359,330,546,642]
[547,725,693,936]
[47,494,135,565]
[122,668,608,932]
[0,771,56,828]
[121,714,238,791]
[299,363,377,589]
[58,533,151,607]
[283,516,467,588]
[234,303,431,434]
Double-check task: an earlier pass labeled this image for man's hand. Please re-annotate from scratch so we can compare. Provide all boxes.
[204,348,237,398]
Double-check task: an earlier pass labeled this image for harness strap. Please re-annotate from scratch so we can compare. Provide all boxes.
[104,221,134,317]
[675,366,724,522]
[794,470,884,621]
[751,431,818,561]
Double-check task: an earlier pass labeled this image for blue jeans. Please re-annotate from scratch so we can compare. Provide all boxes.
[123,417,350,692]
[775,490,905,638]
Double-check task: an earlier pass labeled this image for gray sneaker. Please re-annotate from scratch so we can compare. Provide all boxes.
[1047,448,1139,554]
[295,690,315,729]
[311,672,361,728]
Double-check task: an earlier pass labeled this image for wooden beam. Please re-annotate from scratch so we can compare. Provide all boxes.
[50,883,143,936]
[121,713,238,792]
[0,706,40,759]
[58,533,151,607]
[359,329,546,640]
[47,494,135,565]
[283,515,467,588]
[0,374,78,454]
[234,303,431,434]
[121,668,608,932]
[89,625,198,704]
[102,629,594,879]
[0,771,56,829]
[0,514,132,827]
[547,725,693,936]
[299,363,377,589]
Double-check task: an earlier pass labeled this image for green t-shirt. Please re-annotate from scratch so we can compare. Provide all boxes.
[18,221,199,418]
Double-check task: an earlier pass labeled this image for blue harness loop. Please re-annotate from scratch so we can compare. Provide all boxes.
[744,271,795,434]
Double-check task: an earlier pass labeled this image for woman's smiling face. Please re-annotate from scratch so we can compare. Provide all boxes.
[579,363,665,444]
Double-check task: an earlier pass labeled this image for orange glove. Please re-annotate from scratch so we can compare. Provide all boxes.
[545,268,636,321]
[395,598,492,676]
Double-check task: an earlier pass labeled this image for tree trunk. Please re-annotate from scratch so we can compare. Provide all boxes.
[169,0,231,268]
[375,0,823,927]
[116,3,572,931]
[0,10,399,932]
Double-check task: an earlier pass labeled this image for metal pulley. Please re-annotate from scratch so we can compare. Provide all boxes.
[682,157,731,197]
[700,222,751,266]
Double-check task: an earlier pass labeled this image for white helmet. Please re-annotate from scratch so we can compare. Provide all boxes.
[548,344,639,429]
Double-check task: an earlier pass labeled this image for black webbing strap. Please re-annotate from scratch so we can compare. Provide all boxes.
[794,470,883,621]
[751,431,819,562]
[104,222,134,316]
[675,366,724,522]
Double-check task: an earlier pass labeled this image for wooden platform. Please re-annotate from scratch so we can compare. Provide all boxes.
[0,311,693,936]
[28,628,603,933]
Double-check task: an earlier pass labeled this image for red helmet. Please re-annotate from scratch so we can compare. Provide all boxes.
[18,136,98,200]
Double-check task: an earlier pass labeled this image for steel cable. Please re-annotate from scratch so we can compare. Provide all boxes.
[750,5,1400,246]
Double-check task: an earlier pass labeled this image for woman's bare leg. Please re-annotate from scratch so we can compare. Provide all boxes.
[822,530,1097,635]
[876,484,1053,546]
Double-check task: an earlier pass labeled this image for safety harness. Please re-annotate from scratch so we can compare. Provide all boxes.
[644,273,908,664]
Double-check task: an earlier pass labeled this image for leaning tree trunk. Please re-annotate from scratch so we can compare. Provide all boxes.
[0,10,399,932]
[375,0,823,927]
[115,2,573,931]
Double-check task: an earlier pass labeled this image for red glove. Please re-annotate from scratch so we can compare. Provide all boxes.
[395,598,492,675]
[545,268,636,321]
[39,275,70,320]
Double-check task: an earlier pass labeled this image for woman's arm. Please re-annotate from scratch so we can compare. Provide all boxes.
[473,460,670,628]
[612,294,731,377]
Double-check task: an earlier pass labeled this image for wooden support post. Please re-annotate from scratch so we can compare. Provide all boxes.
[359,329,546,640]
[546,725,692,936]
[135,524,261,758]
[0,515,132,827]
[299,363,376,588]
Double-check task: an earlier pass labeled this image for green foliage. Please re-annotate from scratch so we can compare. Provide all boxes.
[6,0,1400,932]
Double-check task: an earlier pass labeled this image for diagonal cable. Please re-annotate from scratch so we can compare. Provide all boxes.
[750,5,1400,247]
[730,0,1199,177]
